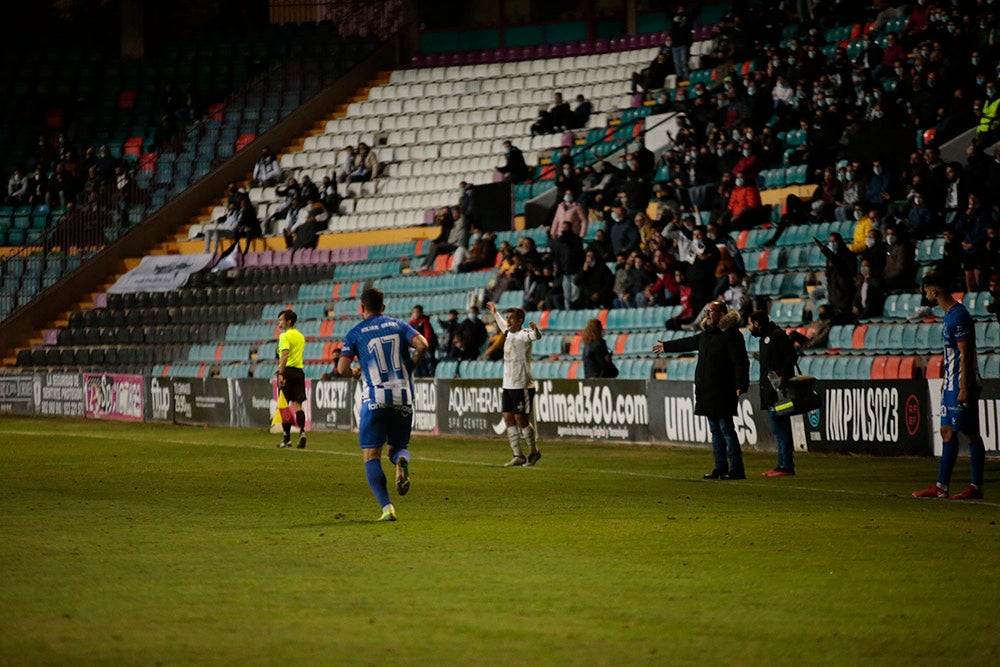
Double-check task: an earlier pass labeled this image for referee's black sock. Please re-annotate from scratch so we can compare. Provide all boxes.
[296,410,306,433]
[282,423,292,441]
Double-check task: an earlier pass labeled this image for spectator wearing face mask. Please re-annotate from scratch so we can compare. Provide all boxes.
[551,189,587,241]
[848,206,881,254]
[860,228,889,277]
[814,233,858,323]
[608,204,640,256]
[905,189,937,239]
[719,170,764,231]
[852,258,887,320]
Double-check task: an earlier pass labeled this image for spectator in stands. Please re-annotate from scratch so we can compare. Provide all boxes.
[455,230,497,273]
[936,228,966,290]
[408,306,437,377]
[719,170,764,231]
[549,219,585,309]
[654,300,750,480]
[497,141,529,183]
[748,310,798,477]
[612,250,638,309]
[438,309,460,361]
[588,227,613,262]
[338,146,357,183]
[720,269,751,324]
[953,191,992,292]
[555,164,581,200]
[571,94,592,129]
[150,113,179,153]
[283,197,326,251]
[631,52,672,95]
[608,204,640,256]
[452,306,488,360]
[790,303,835,351]
[940,161,969,226]
[982,226,1000,291]
[581,318,617,379]
[686,227,721,316]
[848,205,882,254]
[319,175,342,215]
[883,222,917,291]
[299,175,320,203]
[637,249,677,307]
[94,145,116,181]
[530,92,574,135]
[488,243,520,303]
[350,142,378,182]
[852,258,887,320]
[268,176,301,233]
[550,190,587,242]
[6,168,28,205]
[601,155,652,213]
[670,4,693,82]
[860,227,888,277]
[204,200,240,255]
[234,198,263,254]
[986,273,1000,324]
[574,248,615,309]
[421,207,465,272]
[834,164,864,222]
[905,189,937,239]
[252,147,282,187]
[815,233,858,323]
[864,159,895,206]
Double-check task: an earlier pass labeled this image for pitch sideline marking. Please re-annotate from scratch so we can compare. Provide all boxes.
[4,426,998,506]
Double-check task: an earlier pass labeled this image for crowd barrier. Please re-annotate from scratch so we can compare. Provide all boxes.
[2,374,999,458]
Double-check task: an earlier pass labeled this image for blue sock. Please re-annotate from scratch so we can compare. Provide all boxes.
[937,439,959,487]
[389,449,410,466]
[969,437,986,488]
[365,459,391,507]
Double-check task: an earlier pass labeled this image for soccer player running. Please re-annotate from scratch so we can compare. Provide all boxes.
[485,301,542,467]
[275,309,308,449]
[337,288,429,521]
[913,271,986,500]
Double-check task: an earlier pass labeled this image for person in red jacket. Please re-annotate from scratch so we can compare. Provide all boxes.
[720,170,764,231]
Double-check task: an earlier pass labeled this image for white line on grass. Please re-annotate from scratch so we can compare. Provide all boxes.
[5,427,999,507]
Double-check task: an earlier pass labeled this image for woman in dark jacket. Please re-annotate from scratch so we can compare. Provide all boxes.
[653,301,750,479]
[581,319,617,379]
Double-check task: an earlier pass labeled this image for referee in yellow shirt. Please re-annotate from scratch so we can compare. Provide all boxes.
[275,308,308,449]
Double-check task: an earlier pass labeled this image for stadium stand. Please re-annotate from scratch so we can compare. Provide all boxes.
[1,0,999,384]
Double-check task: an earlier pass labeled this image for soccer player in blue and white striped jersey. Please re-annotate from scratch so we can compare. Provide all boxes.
[912,271,985,500]
[338,288,429,521]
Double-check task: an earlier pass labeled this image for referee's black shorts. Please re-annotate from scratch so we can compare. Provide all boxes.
[281,367,307,404]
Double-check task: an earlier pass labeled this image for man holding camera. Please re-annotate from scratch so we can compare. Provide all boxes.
[748,311,798,476]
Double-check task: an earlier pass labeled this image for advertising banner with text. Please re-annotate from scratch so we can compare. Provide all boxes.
[83,373,144,422]
[801,380,931,456]
[33,373,85,417]
[310,379,353,431]
[647,381,770,450]
[0,375,35,415]
[927,378,1000,455]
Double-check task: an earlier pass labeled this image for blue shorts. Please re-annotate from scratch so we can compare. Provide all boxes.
[940,391,980,434]
[359,402,413,450]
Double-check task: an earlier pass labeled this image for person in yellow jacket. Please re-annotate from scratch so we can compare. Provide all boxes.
[977,82,999,142]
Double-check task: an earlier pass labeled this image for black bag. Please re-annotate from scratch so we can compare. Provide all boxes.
[603,358,619,378]
[773,374,822,416]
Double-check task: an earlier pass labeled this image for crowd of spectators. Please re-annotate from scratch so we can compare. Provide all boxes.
[470,0,1000,334]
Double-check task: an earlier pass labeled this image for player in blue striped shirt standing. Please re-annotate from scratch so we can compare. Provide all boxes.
[912,271,985,500]
[338,288,429,521]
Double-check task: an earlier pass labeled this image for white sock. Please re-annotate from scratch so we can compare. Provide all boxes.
[507,426,523,457]
[521,424,537,453]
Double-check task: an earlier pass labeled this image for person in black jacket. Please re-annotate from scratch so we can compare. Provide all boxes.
[749,311,798,477]
[581,318,617,379]
[497,141,530,183]
[654,302,750,479]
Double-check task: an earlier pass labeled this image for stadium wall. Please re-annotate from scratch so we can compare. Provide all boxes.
[6,373,1000,458]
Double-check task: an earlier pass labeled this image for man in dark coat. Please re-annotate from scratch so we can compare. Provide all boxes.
[654,302,750,479]
[815,233,858,323]
[749,311,798,477]
[497,141,530,183]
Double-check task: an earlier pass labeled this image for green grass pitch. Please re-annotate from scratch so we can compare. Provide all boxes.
[1,416,998,665]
